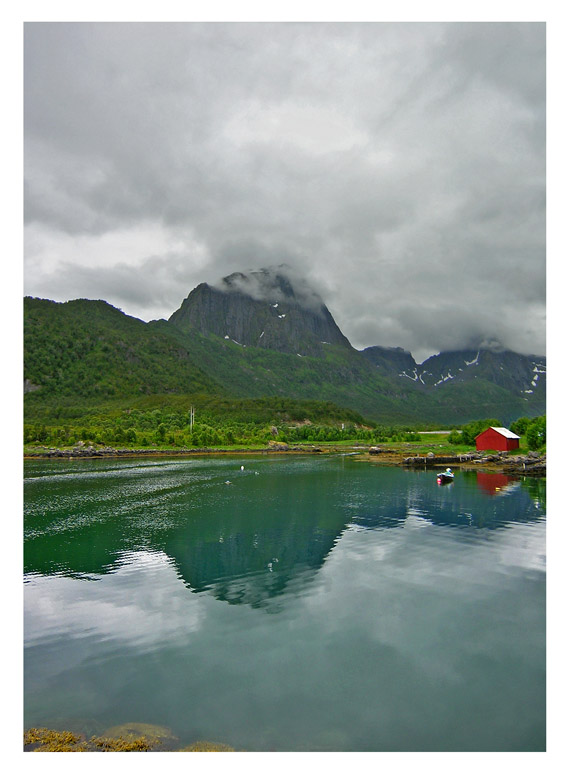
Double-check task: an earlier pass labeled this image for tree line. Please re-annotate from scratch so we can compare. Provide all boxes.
[23,394,545,452]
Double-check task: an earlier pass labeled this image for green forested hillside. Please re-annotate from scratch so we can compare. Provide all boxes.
[23,298,380,445]
[24,298,222,399]
[152,320,539,425]
[151,319,428,421]
[24,297,423,422]
[24,296,543,431]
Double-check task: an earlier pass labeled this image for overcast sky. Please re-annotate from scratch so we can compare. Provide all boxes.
[23,21,546,363]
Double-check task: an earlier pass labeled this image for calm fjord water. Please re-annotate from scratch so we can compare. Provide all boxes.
[24,455,546,751]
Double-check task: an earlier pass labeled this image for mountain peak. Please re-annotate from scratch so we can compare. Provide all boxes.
[169,266,351,356]
[212,265,325,314]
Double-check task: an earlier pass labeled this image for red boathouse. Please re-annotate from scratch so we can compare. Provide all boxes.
[475,426,520,452]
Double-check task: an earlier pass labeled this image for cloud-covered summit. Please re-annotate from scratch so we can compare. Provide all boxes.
[213,264,325,314]
[24,22,545,362]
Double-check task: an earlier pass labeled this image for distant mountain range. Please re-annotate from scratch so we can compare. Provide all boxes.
[24,265,545,425]
[361,344,545,395]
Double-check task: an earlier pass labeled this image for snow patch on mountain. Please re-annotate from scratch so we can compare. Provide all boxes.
[464,351,480,366]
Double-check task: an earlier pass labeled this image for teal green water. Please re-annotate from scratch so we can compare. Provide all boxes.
[24,455,546,751]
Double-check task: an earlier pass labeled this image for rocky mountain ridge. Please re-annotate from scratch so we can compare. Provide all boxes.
[24,266,546,424]
[169,267,351,356]
[169,267,545,408]
[362,344,546,402]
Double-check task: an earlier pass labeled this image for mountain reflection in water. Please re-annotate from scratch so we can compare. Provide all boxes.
[24,456,546,751]
[24,457,545,609]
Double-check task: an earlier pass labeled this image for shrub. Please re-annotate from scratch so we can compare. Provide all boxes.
[526,416,546,450]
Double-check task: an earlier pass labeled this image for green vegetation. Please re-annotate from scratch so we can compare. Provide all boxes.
[25,296,543,428]
[448,418,502,446]
[24,297,222,399]
[24,378,547,459]
[23,393,427,450]
[511,414,546,451]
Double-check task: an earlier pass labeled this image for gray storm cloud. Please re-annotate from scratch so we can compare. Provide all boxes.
[23,21,546,361]
[211,264,326,314]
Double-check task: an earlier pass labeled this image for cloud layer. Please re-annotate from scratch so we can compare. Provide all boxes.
[24,22,545,361]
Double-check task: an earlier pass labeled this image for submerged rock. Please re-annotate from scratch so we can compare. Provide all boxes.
[24,727,87,752]
[180,740,235,751]
[24,722,180,752]
[101,722,177,747]
[24,725,237,753]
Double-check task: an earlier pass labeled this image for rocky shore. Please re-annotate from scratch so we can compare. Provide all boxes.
[24,442,546,476]
[23,441,317,459]
[398,449,546,476]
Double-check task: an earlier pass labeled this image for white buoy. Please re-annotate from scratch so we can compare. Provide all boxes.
[240,465,244,471]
